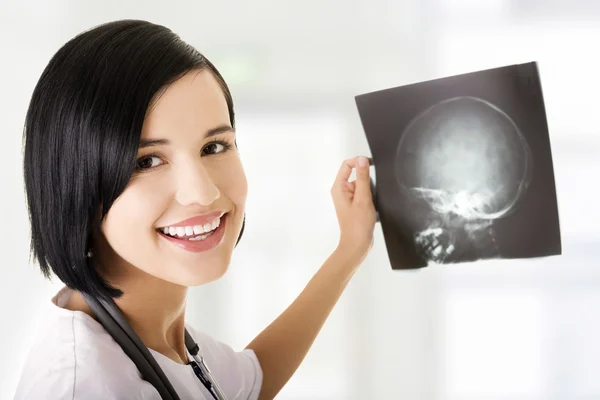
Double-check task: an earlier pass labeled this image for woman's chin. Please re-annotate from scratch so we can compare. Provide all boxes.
[167,260,231,287]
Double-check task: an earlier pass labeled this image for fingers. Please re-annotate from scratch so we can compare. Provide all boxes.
[333,157,372,185]
[354,156,372,202]
[334,157,358,187]
[332,156,372,202]
[343,181,355,193]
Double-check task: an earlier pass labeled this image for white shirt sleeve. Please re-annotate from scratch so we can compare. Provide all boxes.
[14,364,160,400]
[187,325,263,400]
[14,315,160,400]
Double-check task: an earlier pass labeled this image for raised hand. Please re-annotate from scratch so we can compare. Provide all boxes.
[330,156,377,266]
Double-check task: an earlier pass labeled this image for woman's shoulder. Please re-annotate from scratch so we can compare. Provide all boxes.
[14,288,159,400]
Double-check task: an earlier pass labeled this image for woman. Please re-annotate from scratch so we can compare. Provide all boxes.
[15,19,376,400]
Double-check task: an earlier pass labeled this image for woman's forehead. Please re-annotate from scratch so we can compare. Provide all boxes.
[142,70,230,138]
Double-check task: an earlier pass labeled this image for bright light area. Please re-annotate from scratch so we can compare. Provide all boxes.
[441,289,546,398]
[555,291,600,397]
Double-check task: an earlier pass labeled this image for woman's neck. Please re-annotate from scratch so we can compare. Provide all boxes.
[114,273,190,364]
[64,269,190,365]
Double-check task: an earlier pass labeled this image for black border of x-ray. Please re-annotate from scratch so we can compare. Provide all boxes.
[370,175,380,223]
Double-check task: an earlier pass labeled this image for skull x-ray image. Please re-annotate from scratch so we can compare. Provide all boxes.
[356,62,561,269]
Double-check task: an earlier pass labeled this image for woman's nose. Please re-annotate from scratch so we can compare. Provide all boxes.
[174,162,220,206]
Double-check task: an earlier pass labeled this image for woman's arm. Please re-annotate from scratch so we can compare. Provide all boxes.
[245,247,362,400]
[245,156,377,400]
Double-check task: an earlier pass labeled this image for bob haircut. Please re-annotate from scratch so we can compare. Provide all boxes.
[23,19,240,301]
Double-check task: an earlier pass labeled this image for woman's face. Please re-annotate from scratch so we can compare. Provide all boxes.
[97,69,247,287]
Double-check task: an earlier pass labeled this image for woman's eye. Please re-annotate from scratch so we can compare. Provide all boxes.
[203,142,230,155]
[136,156,162,170]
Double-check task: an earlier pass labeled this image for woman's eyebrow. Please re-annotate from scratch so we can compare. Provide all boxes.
[138,124,235,149]
[138,138,169,149]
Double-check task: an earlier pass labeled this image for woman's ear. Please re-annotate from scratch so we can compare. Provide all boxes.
[235,214,245,247]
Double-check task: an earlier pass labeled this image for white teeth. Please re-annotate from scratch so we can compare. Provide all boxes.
[160,215,223,238]
[188,231,213,241]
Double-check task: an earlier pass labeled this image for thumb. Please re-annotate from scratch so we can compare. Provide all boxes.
[354,156,371,202]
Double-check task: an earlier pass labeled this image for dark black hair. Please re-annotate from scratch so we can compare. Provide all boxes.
[23,19,238,301]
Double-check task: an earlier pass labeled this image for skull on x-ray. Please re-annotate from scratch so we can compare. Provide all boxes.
[395,96,533,264]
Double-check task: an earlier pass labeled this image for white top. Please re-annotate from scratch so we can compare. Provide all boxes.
[14,286,263,400]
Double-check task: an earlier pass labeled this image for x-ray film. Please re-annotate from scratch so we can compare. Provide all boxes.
[355,62,561,269]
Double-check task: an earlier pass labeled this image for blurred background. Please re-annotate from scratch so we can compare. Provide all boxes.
[1,1,599,399]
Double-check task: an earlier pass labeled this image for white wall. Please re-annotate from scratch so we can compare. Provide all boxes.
[1,1,599,399]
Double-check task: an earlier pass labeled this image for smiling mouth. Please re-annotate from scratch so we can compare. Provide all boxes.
[156,213,225,241]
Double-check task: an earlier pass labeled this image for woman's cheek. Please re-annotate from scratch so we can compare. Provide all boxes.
[212,156,248,205]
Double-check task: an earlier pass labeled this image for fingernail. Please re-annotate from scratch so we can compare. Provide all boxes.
[358,156,368,167]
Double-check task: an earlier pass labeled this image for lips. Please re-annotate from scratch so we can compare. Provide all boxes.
[158,211,226,229]
[157,213,228,253]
